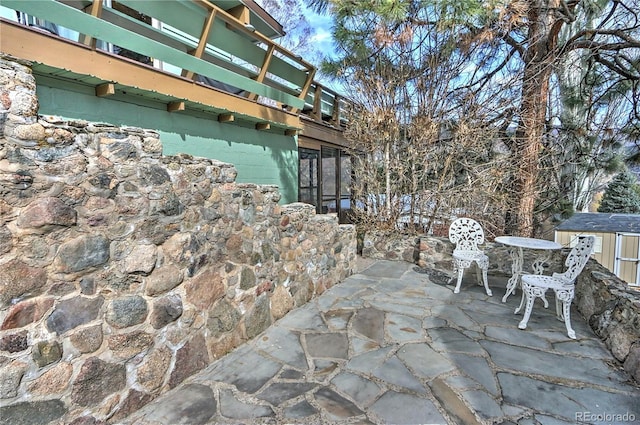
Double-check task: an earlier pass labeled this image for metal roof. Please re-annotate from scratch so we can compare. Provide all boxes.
[555,213,640,234]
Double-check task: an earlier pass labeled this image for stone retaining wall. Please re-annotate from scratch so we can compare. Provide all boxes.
[0,56,356,424]
[363,231,640,383]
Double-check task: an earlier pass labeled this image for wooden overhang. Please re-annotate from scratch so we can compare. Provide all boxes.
[234,0,284,38]
[298,115,351,151]
[1,19,301,132]
[1,0,353,144]
[0,0,323,133]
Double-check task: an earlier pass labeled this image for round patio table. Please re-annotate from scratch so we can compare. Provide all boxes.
[494,236,562,304]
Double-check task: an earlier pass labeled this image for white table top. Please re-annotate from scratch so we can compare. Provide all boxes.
[495,236,562,251]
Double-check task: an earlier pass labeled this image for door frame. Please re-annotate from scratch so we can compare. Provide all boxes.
[614,232,640,286]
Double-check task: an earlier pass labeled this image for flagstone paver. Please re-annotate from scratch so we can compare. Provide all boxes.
[124,260,640,424]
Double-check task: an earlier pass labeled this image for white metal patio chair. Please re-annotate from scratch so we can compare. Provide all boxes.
[448,218,492,296]
[517,236,595,339]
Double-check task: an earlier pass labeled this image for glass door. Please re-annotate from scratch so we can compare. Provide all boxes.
[298,148,320,213]
[339,153,352,222]
[321,147,339,214]
[299,146,351,221]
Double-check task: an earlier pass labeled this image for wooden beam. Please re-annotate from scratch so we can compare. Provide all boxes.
[167,101,185,112]
[218,113,235,122]
[292,67,316,114]
[331,95,341,125]
[299,119,349,148]
[256,122,270,131]
[311,84,322,122]
[247,44,275,101]
[226,5,250,24]
[182,9,217,80]
[80,0,103,47]
[285,129,298,137]
[95,83,115,97]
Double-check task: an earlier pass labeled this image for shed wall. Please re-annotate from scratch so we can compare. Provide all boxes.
[555,230,639,285]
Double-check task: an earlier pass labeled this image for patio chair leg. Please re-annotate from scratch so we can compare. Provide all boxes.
[555,288,576,339]
[518,295,534,330]
[454,268,463,294]
[563,300,576,339]
[480,266,492,296]
[562,301,576,339]
[518,282,543,330]
[516,284,549,313]
[472,259,491,296]
[515,292,525,314]
[555,297,563,321]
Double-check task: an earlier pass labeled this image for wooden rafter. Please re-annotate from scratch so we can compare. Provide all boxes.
[218,113,234,122]
[247,44,275,101]
[167,101,185,112]
[95,83,115,97]
[80,0,103,47]
[226,5,250,24]
[311,84,322,122]
[182,9,217,80]
[331,95,340,125]
[291,67,316,114]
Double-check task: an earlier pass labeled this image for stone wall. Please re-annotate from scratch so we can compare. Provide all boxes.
[0,56,356,424]
[363,231,550,275]
[575,261,640,383]
[363,231,640,384]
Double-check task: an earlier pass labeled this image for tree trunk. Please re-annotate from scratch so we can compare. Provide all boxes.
[510,1,560,236]
[514,64,550,236]
[384,139,391,219]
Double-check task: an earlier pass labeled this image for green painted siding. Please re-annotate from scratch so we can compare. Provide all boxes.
[36,84,299,203]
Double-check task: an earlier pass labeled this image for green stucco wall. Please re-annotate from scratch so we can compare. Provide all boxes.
[35,84,299,203]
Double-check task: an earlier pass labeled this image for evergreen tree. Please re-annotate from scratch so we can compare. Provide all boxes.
[598,171,640,213]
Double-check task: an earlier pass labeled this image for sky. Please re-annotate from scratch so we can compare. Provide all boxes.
[253,0,343,90]
[254,0,338,62]
[304,6,336,58]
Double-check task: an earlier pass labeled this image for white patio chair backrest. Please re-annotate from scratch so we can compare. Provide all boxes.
[449,218,485,252]
[553,236,595,284]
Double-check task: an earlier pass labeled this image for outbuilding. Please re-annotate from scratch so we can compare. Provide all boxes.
[555,213,640,287]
